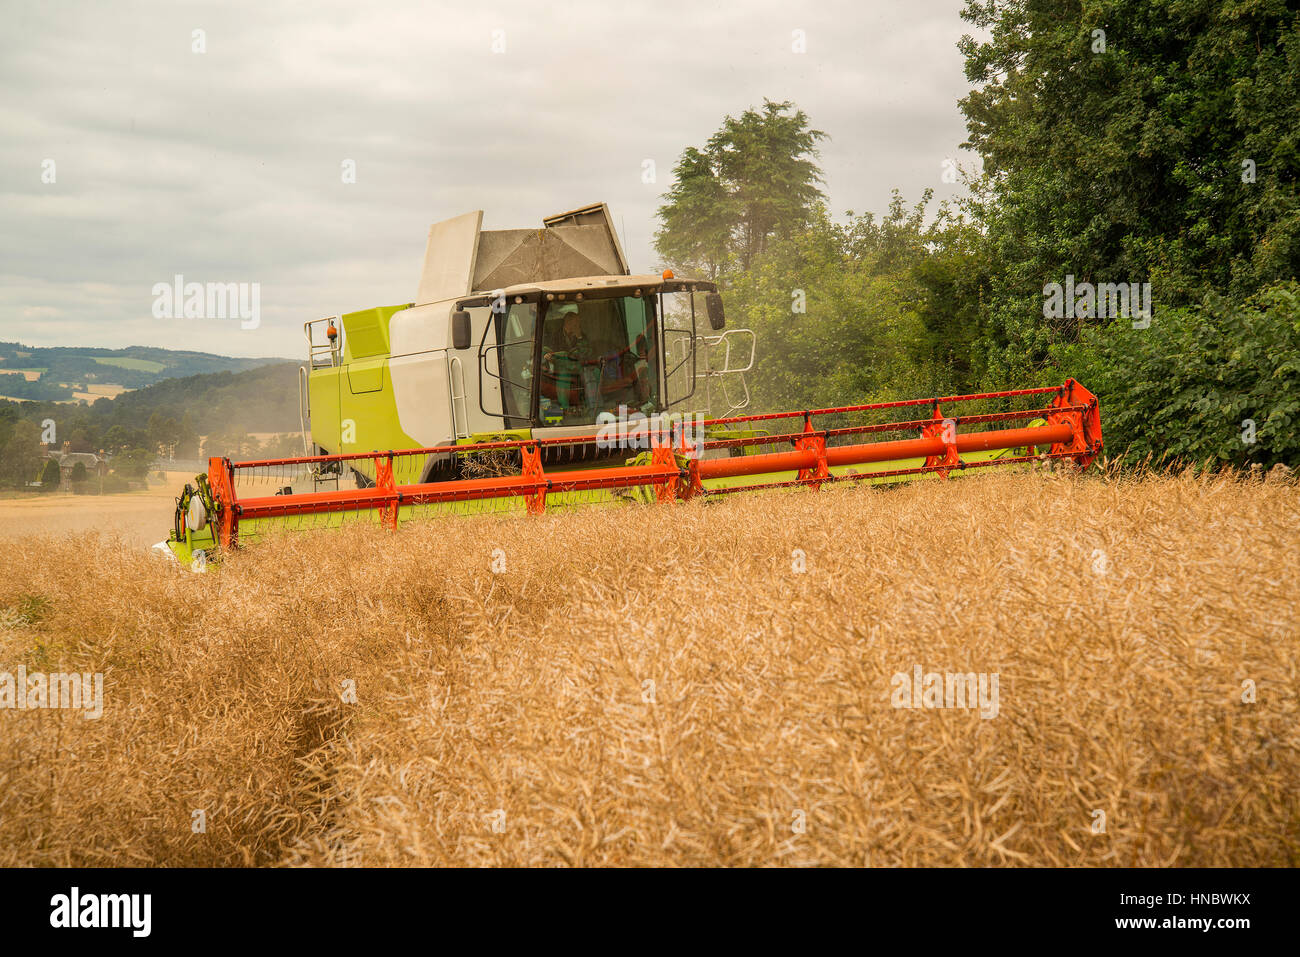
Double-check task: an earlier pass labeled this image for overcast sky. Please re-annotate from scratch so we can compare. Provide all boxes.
[0,0,981,359]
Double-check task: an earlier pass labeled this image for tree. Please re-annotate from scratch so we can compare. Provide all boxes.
[146,412,180,457]
[0,410,14,459]
[722,196,971,414]
[66,427,95,453]
[655,99,827,277]
[176,412,199,459]
[202,427,258,458]
[0,420,44,487]
[70,460,88,490]
[111,447,155,482]
[957,0,1300,384]
[654,148,735,281]
[39,457,61,490]
[147,412,166,453]
[103,424,148,454]
[1054,281,1300,468]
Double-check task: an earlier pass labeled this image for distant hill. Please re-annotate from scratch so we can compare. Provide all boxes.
[0,342,293,400]
[0,362,305,460]
[98,363,305,434]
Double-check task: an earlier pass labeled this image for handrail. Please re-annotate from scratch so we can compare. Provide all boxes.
[297,365,312,456]
[304,316,342,369]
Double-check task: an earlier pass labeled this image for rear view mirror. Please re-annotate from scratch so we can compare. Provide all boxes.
[451,310,472,350]
[705,292,725,330]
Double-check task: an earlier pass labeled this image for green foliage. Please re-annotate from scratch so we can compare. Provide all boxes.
[650,58,1300,467]
[1056,282,1300,467]
[39,457,61,490]
[0,407,13,453]
[146,412,183,457]
[111,448,155,482]
[656,100,826,277]
[106,364,302,435]
[200,427,258,458]
[725,211,913,412]
[0,419,43,487]
[100,473,132,494]
[0,341,289,391]
[66,429,94,453]
[0,362,302,457]
[722,193,983,413]
[69,461,88,485]
[958,0,1300,383]
[654,147,735,281]
[176,412,199,459]
[0,377,75,401]
[103,424,149,454]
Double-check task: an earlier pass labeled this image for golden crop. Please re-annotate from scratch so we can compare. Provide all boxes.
[1,466,1297,866]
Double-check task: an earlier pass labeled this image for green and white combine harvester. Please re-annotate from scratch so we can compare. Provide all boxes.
[158,202,1103,568]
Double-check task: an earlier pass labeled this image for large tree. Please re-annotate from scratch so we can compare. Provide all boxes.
[38,457,61,491]
[723,192,985,414]
[103,424,148,454]
[959,0,1300,382]
[0,419,44,487]
[176,412,200,459]
[655,99,827,277]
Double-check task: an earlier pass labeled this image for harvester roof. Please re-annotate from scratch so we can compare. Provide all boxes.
[416,202,647,306]
[461,273,716,304]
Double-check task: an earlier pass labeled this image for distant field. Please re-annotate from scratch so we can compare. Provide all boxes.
[0,468,1296,867]
[0,473,191,545]
[0,394,97,405]
[92,356,165,372]
[0,380,131,404]
[0,369,45,381]
[71,384,129,402]
[0,395,52,404]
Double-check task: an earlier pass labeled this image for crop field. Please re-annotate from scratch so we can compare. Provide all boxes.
[91,356,166,373]
[71,384,130,402]
[0,467,1297,867]
[0,473,195,545]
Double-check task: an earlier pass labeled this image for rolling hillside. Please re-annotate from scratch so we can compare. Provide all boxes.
[0,362,304,465]
[0,342,292,401]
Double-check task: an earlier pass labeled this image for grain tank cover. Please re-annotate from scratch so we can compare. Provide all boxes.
[414,202,630,305]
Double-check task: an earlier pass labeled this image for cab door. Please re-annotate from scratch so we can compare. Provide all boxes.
[660,289,698,409]
[477,299,538,430]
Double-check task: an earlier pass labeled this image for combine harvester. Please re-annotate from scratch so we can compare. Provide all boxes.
[159,203,1103,566]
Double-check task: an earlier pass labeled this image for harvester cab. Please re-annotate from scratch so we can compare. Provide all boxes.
[298,202,755,487]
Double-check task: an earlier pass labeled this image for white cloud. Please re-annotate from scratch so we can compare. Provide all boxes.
[0,0,980,358]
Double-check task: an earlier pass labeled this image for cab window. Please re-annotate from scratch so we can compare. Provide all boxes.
[496,302,537,427]
[537,296,659,427]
